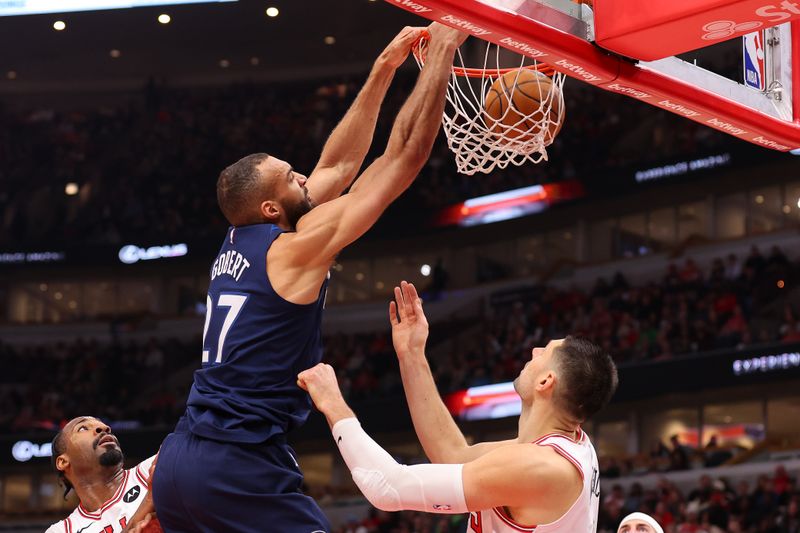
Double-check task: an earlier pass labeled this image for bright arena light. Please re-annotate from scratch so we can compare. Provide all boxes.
[53,20,66,30]
[65,183,79,196]
[420,264,431,276]
[158,13,171,24]
[265,7,279,17]
[1,1,238,17]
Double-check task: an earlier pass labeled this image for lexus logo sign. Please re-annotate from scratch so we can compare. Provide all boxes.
[118,243,188,264]
[12,441,52,462]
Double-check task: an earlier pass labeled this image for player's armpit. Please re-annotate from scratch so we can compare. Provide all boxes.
[280,154,417,268]
[449,439,518,463]
[462,444,581,513]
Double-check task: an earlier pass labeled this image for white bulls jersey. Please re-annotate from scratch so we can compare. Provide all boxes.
[466,429,600,533]
[45,456,156,533]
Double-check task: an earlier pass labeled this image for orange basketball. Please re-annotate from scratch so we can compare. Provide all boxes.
[484,69,564,145]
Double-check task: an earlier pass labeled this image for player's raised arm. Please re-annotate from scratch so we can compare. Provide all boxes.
[390,281,516,463]
[274,24,466,264]
[306,27,426,205]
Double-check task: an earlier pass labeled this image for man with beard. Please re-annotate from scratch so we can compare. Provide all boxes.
[152,23,468,533]
[46,416,159,533]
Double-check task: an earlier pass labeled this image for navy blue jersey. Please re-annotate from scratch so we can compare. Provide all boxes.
[185,224,328,444]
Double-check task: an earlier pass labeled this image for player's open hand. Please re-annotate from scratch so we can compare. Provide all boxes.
[389,281,429,359]
[378,26,428,69]
[298,363,345,412]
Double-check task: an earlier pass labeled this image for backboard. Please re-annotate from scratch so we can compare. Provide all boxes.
[385,0,800,151]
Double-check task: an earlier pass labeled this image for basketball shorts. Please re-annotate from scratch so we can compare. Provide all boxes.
[152,419,330,533]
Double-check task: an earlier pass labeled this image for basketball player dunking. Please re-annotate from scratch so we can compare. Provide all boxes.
[298,282,618,533]
[151,25,468,533]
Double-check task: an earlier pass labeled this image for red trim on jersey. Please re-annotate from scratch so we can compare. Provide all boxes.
[135,464,150,489]
[492,507,538,532]
[63,518,72,533]
[77,470,129,519]
[537,442,585,481]
[532,428,583,445]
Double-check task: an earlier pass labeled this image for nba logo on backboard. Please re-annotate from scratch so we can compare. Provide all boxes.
[743,30,766,91]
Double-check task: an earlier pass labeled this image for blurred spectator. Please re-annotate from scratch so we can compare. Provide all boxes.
[704,435,733,468]
[0,71,733,248]
[670,435,691,471]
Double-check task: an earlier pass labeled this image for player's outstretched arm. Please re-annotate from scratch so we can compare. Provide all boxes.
[348,23,467,196]
[390,281,515,464]
[298,365,580,517]
[306,27,426,205]
[271,25,467,304]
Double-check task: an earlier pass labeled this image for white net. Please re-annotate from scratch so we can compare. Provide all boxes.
[414,39,566,176]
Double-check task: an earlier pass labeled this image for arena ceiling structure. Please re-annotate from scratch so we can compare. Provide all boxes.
[0,0,420,93]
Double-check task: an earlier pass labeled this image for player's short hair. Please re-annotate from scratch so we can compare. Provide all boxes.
[51,429,73,499]
[217,152,271,225]
[553,336,618,422]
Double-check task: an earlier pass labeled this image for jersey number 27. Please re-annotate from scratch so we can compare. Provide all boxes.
[201,293,248,363]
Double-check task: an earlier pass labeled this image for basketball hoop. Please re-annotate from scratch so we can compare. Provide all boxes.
[413,38,566,176]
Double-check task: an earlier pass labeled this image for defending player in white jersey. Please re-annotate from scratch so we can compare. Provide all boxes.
[46,416,160,533]
[298,281,618,533]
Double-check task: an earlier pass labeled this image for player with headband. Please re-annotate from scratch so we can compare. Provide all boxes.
[618,512,664,533]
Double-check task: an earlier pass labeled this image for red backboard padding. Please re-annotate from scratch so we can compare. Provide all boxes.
[595,0,800,60]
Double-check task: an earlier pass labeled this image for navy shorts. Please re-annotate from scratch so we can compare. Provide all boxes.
[152,421,330,533]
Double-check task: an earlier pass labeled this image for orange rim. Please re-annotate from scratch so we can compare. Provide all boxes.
[412,38,555,78]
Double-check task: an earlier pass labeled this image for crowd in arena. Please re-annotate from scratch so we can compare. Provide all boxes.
[0,336,195,433]
[0,71,731,248]
[596,467,800,533]
[333,244,799,403]
[2,245,798,434]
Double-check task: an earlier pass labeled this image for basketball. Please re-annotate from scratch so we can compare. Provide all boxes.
[484,69,564,145]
